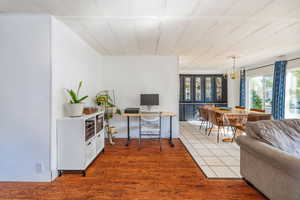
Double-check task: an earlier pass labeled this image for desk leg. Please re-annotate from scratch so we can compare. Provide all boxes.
[169,116,175,147]
[125,116,130,146]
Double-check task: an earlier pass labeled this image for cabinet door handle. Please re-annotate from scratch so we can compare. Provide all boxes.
[98,134,101,137]
[87,142,91,146]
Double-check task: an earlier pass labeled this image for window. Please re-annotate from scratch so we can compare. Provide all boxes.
[195,77,202,101]
[184,77,191,101]
[285,69,300,118]
[248,75,273,113]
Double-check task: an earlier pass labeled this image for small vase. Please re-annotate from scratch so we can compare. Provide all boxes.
[65,103,84,117]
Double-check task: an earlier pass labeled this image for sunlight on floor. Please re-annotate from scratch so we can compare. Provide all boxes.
[180,122,241,179]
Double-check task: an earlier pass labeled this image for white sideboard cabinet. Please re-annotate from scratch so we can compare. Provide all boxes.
[57,111,105,176]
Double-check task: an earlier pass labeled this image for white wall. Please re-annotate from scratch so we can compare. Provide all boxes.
[0,14,103,181]
[101,56,179,138]
[51,17,103,179]
[227,73,240,108]
[0,14,52,181]
[51,17,102,118]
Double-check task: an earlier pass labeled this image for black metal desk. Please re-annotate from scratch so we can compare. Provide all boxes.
[122,112,176,147]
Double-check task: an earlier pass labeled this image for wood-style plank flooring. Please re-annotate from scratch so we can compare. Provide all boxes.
[0,139,266,200]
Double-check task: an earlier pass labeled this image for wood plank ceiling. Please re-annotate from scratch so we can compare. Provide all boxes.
[1,0,300,71]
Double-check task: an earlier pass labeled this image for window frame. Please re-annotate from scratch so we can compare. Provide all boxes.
[285,67,300,118]
[246,73,273,113]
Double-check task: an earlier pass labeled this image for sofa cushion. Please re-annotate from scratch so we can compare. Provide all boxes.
[246,119,300,158]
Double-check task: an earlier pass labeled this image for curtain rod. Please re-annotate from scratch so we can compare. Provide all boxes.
[246,57,300,72]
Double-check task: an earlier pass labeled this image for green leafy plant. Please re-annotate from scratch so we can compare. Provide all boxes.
[95,93,121,119]
[66,81,88,104]
[251,90,263,109]
[95,94,114,107]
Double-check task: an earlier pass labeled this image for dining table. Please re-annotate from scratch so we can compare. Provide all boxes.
[204,107,272,142]
[208,107,272,118]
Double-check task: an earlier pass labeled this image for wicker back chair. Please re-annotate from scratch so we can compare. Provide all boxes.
[247,113,272,121]
[224,114,248,142]
[207,110,225,143]
[250,108,265,113]
[235,106,246,110]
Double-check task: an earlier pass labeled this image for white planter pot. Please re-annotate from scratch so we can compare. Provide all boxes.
[65,103,84,117]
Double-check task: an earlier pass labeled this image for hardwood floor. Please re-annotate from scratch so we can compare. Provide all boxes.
[0,139,266,200]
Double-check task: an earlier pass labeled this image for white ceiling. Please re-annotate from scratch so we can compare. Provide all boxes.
[1,0,300,71]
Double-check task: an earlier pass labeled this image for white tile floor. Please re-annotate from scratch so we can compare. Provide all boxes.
[180,121,242,179]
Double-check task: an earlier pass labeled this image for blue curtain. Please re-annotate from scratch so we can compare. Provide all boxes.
[239,69,246,107]
[272,60,287,120]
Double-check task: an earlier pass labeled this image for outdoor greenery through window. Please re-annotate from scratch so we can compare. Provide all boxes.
[248,76,273,113]
[285,69,300,118]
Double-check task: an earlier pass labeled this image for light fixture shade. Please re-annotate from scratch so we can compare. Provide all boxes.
[229,56,239,79]
[230,72,238,79]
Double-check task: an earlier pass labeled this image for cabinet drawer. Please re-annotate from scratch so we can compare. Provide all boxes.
[96,131,105,153]
[85,139,96,166]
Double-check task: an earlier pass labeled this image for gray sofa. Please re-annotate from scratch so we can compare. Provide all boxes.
[237,119,300,200]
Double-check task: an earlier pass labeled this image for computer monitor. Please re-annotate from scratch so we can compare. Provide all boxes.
[140,94,159,106]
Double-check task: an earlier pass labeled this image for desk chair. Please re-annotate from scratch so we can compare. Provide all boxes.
[139,112,162,151]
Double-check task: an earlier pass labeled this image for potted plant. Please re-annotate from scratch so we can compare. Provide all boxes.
[95,94,121,116]
[95,90,121,144]
[65,81,88,117]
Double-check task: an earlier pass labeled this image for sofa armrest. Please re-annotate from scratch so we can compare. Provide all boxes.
[237,135,300,179]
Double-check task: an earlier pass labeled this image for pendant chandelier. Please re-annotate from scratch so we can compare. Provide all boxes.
[230,56,238,79]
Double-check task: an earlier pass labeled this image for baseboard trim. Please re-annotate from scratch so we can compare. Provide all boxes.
[51,169,58,181]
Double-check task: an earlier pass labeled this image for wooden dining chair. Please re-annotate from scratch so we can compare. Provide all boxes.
[235,106,245,110]
[247,113,272,121]
[207,110,225,143]
[250,108,265,113]
[203,104,214,108]
[225,114,248,142]
[198,107,207,130]
[202,108,212,134]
